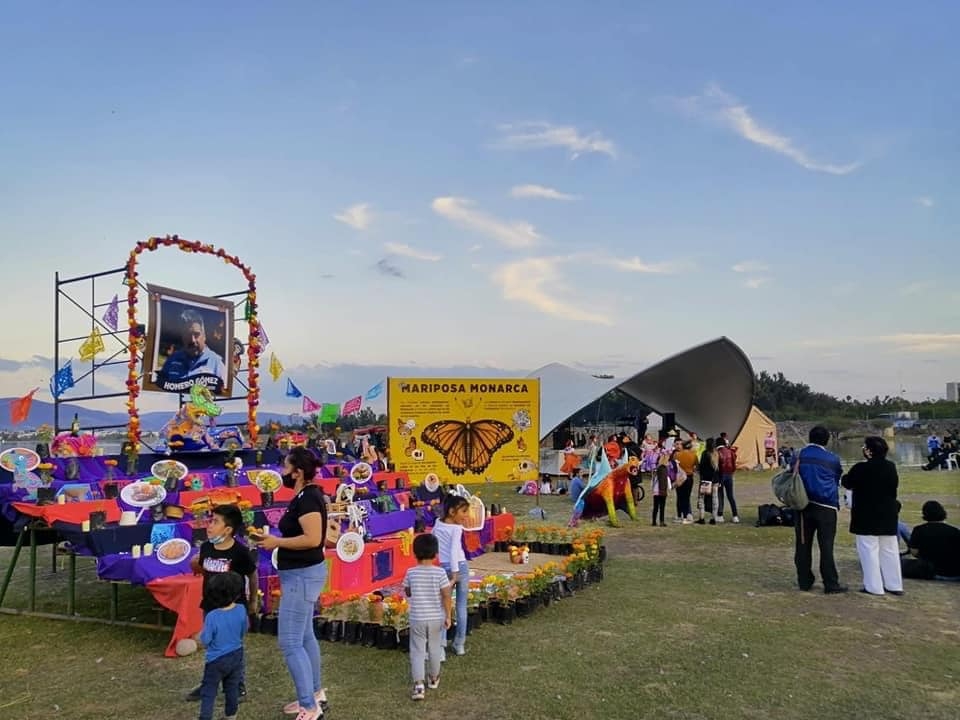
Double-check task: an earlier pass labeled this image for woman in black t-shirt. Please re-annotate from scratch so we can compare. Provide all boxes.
[253,447,327,719]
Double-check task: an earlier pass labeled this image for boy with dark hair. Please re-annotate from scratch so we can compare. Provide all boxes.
[197,572,247,720]
[403,533,452,701]
[188,505,257,701]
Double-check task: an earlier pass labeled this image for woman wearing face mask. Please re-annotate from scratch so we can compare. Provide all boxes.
[841,436,904,596]
[253,447,328,719]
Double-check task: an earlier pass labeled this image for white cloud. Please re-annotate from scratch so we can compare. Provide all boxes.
[732,260,770,273]
[800,333,960,354]
[675,85,860,175]
[334,203,373,230]
[744,277,769,289]
[467,244,482,253]
[915,196,935,208]
[493,122,617,159]
[600,255,684,274]
[898,280,935,297]
[431,197,541,248]
[384,242,441,262]
[510,184,579,201]
[492,257,612,325]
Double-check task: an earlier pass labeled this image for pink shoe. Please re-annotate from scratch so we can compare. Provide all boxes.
[293,706,322,720]
[283,690,327,715]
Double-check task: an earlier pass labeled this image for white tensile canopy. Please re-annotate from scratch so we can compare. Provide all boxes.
[531,337,755,443]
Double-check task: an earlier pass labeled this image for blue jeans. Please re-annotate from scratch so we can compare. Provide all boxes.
[717,473,738,517]
[278,563,327,711]
[897,521,912,545]
[443,560,469,650]
[199,648,243,720]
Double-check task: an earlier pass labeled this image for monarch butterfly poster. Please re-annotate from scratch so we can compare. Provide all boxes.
[387,377,540,484]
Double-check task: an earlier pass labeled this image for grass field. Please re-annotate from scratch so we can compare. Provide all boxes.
[1,469,958,720]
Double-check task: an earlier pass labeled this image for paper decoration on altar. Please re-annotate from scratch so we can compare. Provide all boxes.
[320,403,340,423]
[259,324,269,347]
[269,353,283,382]
[365,381,384,401]
[50,360,75,398]
[9,388,38,426]
[302,396,321,413]
[286,378,302,398]
[150,523,177,548]
[78,327,105,361]
[102,294,119,331]
[342,395,362,416]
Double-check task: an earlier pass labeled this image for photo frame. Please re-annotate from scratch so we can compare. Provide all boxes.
[141,284,234,397]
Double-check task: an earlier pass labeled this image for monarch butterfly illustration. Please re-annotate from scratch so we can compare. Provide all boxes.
[517,436,527,452]
[420,418,514,475]
[404,436,418,457]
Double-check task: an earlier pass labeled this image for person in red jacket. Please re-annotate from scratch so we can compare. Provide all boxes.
[714,437,739,524]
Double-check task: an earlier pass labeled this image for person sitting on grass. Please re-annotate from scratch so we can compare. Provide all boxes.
[403,533,452,701]
[901,501,960,581]
[196,571,248,720]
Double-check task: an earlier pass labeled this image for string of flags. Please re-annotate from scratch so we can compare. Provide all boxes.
[19,304,384,425]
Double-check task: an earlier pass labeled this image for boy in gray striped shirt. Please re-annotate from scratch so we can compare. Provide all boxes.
[403,534,452,700]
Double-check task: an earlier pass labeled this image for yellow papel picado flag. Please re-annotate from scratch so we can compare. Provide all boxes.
[269,352,284,382]
[79,327,105,362]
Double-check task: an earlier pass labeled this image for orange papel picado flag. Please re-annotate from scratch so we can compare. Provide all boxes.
[10,388,38,426]
[269,353,284,382]
[78,326,105,362]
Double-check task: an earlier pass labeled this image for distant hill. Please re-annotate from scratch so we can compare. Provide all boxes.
[0,397,290,433]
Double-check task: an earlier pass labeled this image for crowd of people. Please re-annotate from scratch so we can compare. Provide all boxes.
[564,430,743,525]
[922,429,960,470]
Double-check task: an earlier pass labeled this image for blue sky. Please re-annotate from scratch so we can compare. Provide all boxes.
[1,1,957,415]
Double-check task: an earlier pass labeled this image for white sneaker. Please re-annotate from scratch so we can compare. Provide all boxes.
[716,516,725,524]
[685,514,694,521]
[411,683,425,701]
[732,516,740,524]
[681,518,693,525]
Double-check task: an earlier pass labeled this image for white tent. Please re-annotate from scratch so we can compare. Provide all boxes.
[531,337,754,443]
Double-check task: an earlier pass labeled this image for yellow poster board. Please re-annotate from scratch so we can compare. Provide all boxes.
[387,378,540,484]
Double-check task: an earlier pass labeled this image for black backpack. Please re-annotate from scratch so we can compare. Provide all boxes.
[755,504,795,527]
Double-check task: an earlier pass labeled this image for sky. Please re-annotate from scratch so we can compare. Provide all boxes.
[1,1,957,417]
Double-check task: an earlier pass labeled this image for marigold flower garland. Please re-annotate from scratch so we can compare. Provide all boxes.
[125,235,261,450]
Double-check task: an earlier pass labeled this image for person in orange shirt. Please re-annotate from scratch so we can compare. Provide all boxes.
[675,441,698,523]
[604,435,622,466]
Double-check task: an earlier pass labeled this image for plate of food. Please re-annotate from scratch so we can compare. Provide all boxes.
[248,469,282,493]
[0,447,41,473]
[156,538,192,565]
[150,460,189,484]
[120,481,167,508]
[349,462,373,483]
[336,531,364,563]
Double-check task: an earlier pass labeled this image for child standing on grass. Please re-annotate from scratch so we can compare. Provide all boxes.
[197,572,248,720]
[431,494,470,656]
[652,458,671,527]
[188,504,258,702]
[403,534,452,701]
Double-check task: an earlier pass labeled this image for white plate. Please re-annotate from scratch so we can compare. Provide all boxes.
[349,462,373,483]
[0,447,41,473]
[271,547,279,570]
[249,469,282,493]
[120,481,167,508]
[336,531,364,563]
[156,538,192,565]
[150,459,189,483]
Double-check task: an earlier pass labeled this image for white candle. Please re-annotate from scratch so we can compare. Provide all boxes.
[81,520,91,532]
[131,545,141,558]
[143,543,153,556]
[262,525,270,537]
[57,495,66,505]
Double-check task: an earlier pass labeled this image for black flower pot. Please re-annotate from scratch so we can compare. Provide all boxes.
[515,597,532,618]
[344,620,362,644]
[313,616,327,639]
[249,613,262,633]
[530,541,542,553]
[468,608,481,631]
[324,619,344,642]
[599,545,608,563]
[544,542,557,555]
[560,543,573,555]
[478,601,489,622]
[260,615,278,635]
[362,622,380,647]
[541,591,552,608]
[398,628,410,652]
[376,626,398,650]
[490,600,515,625]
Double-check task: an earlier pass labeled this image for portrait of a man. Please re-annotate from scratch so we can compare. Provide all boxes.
[142,285,234,396]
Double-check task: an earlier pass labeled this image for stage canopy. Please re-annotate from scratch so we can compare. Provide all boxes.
[531,337,755,442]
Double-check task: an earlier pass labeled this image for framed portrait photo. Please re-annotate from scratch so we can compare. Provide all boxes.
[142,284,235,397]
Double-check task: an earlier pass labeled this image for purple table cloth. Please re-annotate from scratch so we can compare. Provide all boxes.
[96,547,198,585]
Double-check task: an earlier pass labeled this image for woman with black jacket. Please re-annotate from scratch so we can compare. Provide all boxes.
[841,436,904,596]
